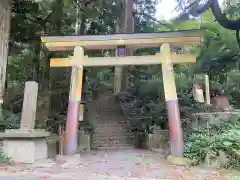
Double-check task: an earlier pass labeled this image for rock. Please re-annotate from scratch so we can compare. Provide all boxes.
[217,151,228,167]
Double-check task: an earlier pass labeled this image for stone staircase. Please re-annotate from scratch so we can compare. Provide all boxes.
[90,92,135,150]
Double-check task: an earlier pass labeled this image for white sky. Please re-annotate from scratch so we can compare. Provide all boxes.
[156,0,224,21]
[156,0,179,21]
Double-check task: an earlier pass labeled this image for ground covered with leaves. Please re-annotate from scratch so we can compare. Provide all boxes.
[0,150,236,180]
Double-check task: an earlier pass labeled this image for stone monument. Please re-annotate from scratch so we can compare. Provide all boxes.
[0,81,50,163]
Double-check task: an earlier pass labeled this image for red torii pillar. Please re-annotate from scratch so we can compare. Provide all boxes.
[161,43,184,157]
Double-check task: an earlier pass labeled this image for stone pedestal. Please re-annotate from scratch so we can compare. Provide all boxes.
[47,135,59,159]
[78,130,90,152]
[0,129,50,163]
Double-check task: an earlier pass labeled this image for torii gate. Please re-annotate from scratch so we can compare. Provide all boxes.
[41,30,203,157]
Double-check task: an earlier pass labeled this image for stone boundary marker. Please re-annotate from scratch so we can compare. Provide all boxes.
[0,81,50,163]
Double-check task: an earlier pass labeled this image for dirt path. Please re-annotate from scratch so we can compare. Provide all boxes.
[0,150,236,179]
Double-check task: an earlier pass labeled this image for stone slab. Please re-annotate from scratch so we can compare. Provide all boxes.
[150,148,168,157]
[166,155,192,166]
[55,154,81,167]
[20,81,38,130]
[0,129,50,138]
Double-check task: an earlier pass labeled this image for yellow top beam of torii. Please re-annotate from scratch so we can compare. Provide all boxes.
[41,29,203,51]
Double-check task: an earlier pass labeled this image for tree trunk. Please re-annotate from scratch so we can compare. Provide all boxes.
[32,40,41,82]
[75,0,86,35]
[0,0,11,116]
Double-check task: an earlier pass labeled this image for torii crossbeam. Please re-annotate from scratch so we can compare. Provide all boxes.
[41,29,203,157]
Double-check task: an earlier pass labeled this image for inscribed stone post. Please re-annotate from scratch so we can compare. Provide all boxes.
[20,81,38,130]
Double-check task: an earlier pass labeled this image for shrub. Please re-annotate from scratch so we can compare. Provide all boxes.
[184,118,240,170]
[0,110,21,132]
[0,152,10,164]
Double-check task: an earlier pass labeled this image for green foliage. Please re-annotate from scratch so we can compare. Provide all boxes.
[0,110,20,132]
[184,118,240,169]
[0,152,10,164]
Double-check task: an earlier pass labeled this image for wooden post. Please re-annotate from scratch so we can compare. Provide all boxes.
[114,24,123,94]
[64,46,84,155]
[20,81,39,130]
[161,43,184,157]
[59,124,64,155]
[204,74,211,105]
[114,46,126,94]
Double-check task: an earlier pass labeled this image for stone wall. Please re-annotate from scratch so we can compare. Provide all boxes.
[137,128,169,150]
[192,111,240,126]
[149,129,169,149]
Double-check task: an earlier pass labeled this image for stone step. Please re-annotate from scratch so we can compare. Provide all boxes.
[93,138,134,142]
[93,132,131,136]
[93,138,134,144]
[93,130,130,135]
[93,135,135,141]
[97,146,135,151]
[94,120,126,123]
[92,137,134,142]
[94,122,128,127]
[94,126,129,129]
[93,143,134,148]
[91,105,119,108]
[94,114,123,117]
[94,126,129,131]
[93,137,134,142]
[90,110,120,114]
[92,133,134,138]
[93,139,132,144]
[95,120,127,123]
[92,145,135,151]
[93,139,134,144]
[93,140,135,146]
[93,114,124,117]
[89,94,135,151]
